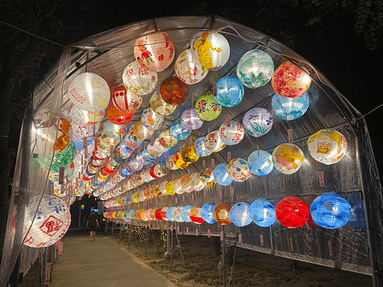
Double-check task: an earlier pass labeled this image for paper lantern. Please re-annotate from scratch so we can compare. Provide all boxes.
[201,204,216,224]
[149,163,165,179]
[122,61,158,95]
[160,77,189,106]
[174,49,208,84]
[195,93,222,121]
[111,84,142,113]
[165,181,176,196]
[243,107,273,137]
[72,121,99,141]
[69,105,105,126]
[204,130,226,152]
[307,129,347,165]
[272,61,312,98]
[310,193,351,229]
[219,120,244,146]
[181,145,199,164]
[227,158,250,182]
[214,203,232,225]
[276,196,309,228]
[145,209,153,221]
[190,206,205,224]
[236,49,274,88]
[248,150,274,176]
[103,120,126,139]
[173,206,184,222]
[51,142,77,172]
[141,108,164,130]
[181,108,204,130]
[166,206,177,221]
[166,154,179,171]
[173,152,190,169]
[200,168,216,187]
[23,195,71,248]
[68,72,110,112]
[181,205,193,222]
[213,163,233,186]
[272,93,309,121]
[250,199,276,227]
[155,207,169,221]
[133,120,154,141]
[229,202,252,227]
[194,136,212,157]
[158,129,178,149]
[150,92,176,116]
[128,160,143,172]
[191,32,230,70]
[134,31,175,72]
[215,76,244,107]
[272,143,304,174]
[55,117,72,152]
[181,175,193,193]
[190,172,205,191]
[159,160,171,176]
[107,102,134,125]
[170,118,192,140]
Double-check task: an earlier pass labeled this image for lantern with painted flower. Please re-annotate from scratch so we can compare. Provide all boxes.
[243,107,273,137]
[111,85,142,113]
[272,93,309,121]
[181,108,204,130]
[175,49,208,85]
[158,129,178,149]
[272,143,304,174]
[141,108,164,130]
[122,61,158,95]
[160,77,189,106]
[227,158,250,182]
[195,93,222,121]
[276,196,310,228]
[150,92,176,116]
[200,168,216,187]
[170,118,191,141]
[204,130,226,152]
[219,120,244,146]
[215,76,244,107]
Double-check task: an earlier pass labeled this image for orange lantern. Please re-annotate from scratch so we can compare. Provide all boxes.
[214,203,232,225]
[160,77,189,106]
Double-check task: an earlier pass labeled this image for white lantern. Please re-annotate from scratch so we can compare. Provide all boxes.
[175,49,208,84]
[122,61,158,95]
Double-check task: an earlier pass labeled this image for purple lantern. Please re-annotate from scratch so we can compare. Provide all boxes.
[243,107,273,137]
[181,107,204,130]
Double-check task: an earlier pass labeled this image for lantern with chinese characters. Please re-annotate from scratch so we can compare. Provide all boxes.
[243,107,273,137]
[219,120,244,146]
[205,130,226,152]
[214,203,232,225]
[215,76,244,107]
[194,136,212,157]
[272,143,304,174]
[200,168,216,187]
[307,129,347,165]
[181,175,193,193]
[166,154,179,171]
[181,108,204,130]
[201,204,216,224]
[276,196,309,228]
[213,163,233,186]
[190,206,205,224]
[122,61,158,95]
[195,93,222,121]
[181,205,193,222]
[68,72,110,112]
[249,199,276,227]
[236,49,274,88]
[191,32,230,70]
[272,93,309,121]
[229,202,252,227]
[141,108,164,130]
[133,120,154,141]
[107,102,134,125]
[190,172,205,191]
[134,31,175,72]
[248,150,274,176]
[272,61,312,98]
[158,129,178,149]
[150,92,176,116]
[23,195,71,248]
[69,105,105,126]
[112,85,142,113]
[227,158,250,182]
[170,119,191,141]
[310,193,351,229]
[160,77,189,106]
[175,49,208,84]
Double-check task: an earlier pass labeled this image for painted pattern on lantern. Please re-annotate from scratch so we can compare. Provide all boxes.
[215,76,244,107]
[181,108,204,130]
[204,130,226,152]
[122,61,158,95]
[214,203,232,225]
[201,204,216,224]
[107,102,134,125]
[272,93,309,121]
[150,92,176,116]
[272,143,304,174]
[160,77,189,106]
[248,150,274,176]
[170,118,192,140]
[219,120,244,145]
[213,163,233,186]
[227,158,250,182]
[175,49,208,84]
[229,202,252,227]
[276,196,310,228]
[190,206,205,224]
[158,129,178,149]
[195,93,222,121]
[243,107,273,137]
[141,108,164,130]
[194,136,212,157]
[112,85,142,113]
[250,199,276,227]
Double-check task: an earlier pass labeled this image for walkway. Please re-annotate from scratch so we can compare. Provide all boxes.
[50,229,176,287]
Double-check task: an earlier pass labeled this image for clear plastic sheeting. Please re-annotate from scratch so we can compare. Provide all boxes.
[1,15,382,286]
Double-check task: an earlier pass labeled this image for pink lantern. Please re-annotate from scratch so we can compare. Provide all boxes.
[111,84,142,113]
[175,49,208,84]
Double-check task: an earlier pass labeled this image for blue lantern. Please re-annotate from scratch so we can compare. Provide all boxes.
[166,206,177,221]
[181,205,193,222]
[215,76,244,107]
[213,163,233,186]
[310,193,351,229]
[272,93,309,121]
[250,199,276,227]
[247,150,274,176]
[201,204,216,224]
[229,202,252,227]
[194,136,212,157]
[170,118,192,140]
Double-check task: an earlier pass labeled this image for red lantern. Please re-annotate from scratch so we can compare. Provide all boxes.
[276,196,309,228]
[111,84,142,113]
[106,102,134,125]
[160,77,188,106]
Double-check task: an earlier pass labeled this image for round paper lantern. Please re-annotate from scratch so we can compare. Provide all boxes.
[134,31,175,72]
[170,118,191,140]
[191,32,230,70]
[181,175,193,193]
[122,61,158,95]
[190,172,205,191]
[133,120,154,141]
[243,107,273,137]
[276,196,309,228]
[190,206,205,224]
[236,49,274,88]
[23,195,71,248]
[175,49,208,84]
[54,116,72,152]
[310,193,351,229]
[150,92,176,116]
[229,202,252,227]
[272,143,304,174]
[195,93,222,121]
[215,76,244,107]
[141,108,164,130]
[181,145,199,164]
[204,130,226,152]
[248,150,274,176]
[51,142,77,172]
[158,129,178,149]
[111,85,142,113]
[165,181,176,196]
[181,108,204,130]
[173,206,184,222]
[166,206,177,221]
[150,163,165,179]
[213,163,233,186]
[307,129,347,165]
[166,154,179,171]
[201,204,216,224]
[103,120,126,139]
[128,160,143,172]
[160,77,189,106]
[194,136,212,157]
[181,205,193,222]
[272,93,309,121]
[272,61,312,98]
[145,209,153,221]
[69,105,105,126]
[214,203,232,225]
[68,72,110,112]
[200,168,216,187]
[227,158,250,182]
[219,120,244,146]
[173,152,190,169]
[107,103,134,125]
[173,178,184,194]
[250,199,276,227]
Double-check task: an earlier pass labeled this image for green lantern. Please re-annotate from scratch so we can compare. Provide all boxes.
[195,93,222,121]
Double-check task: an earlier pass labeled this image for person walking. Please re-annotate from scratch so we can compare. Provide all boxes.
[86,211,99,241]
